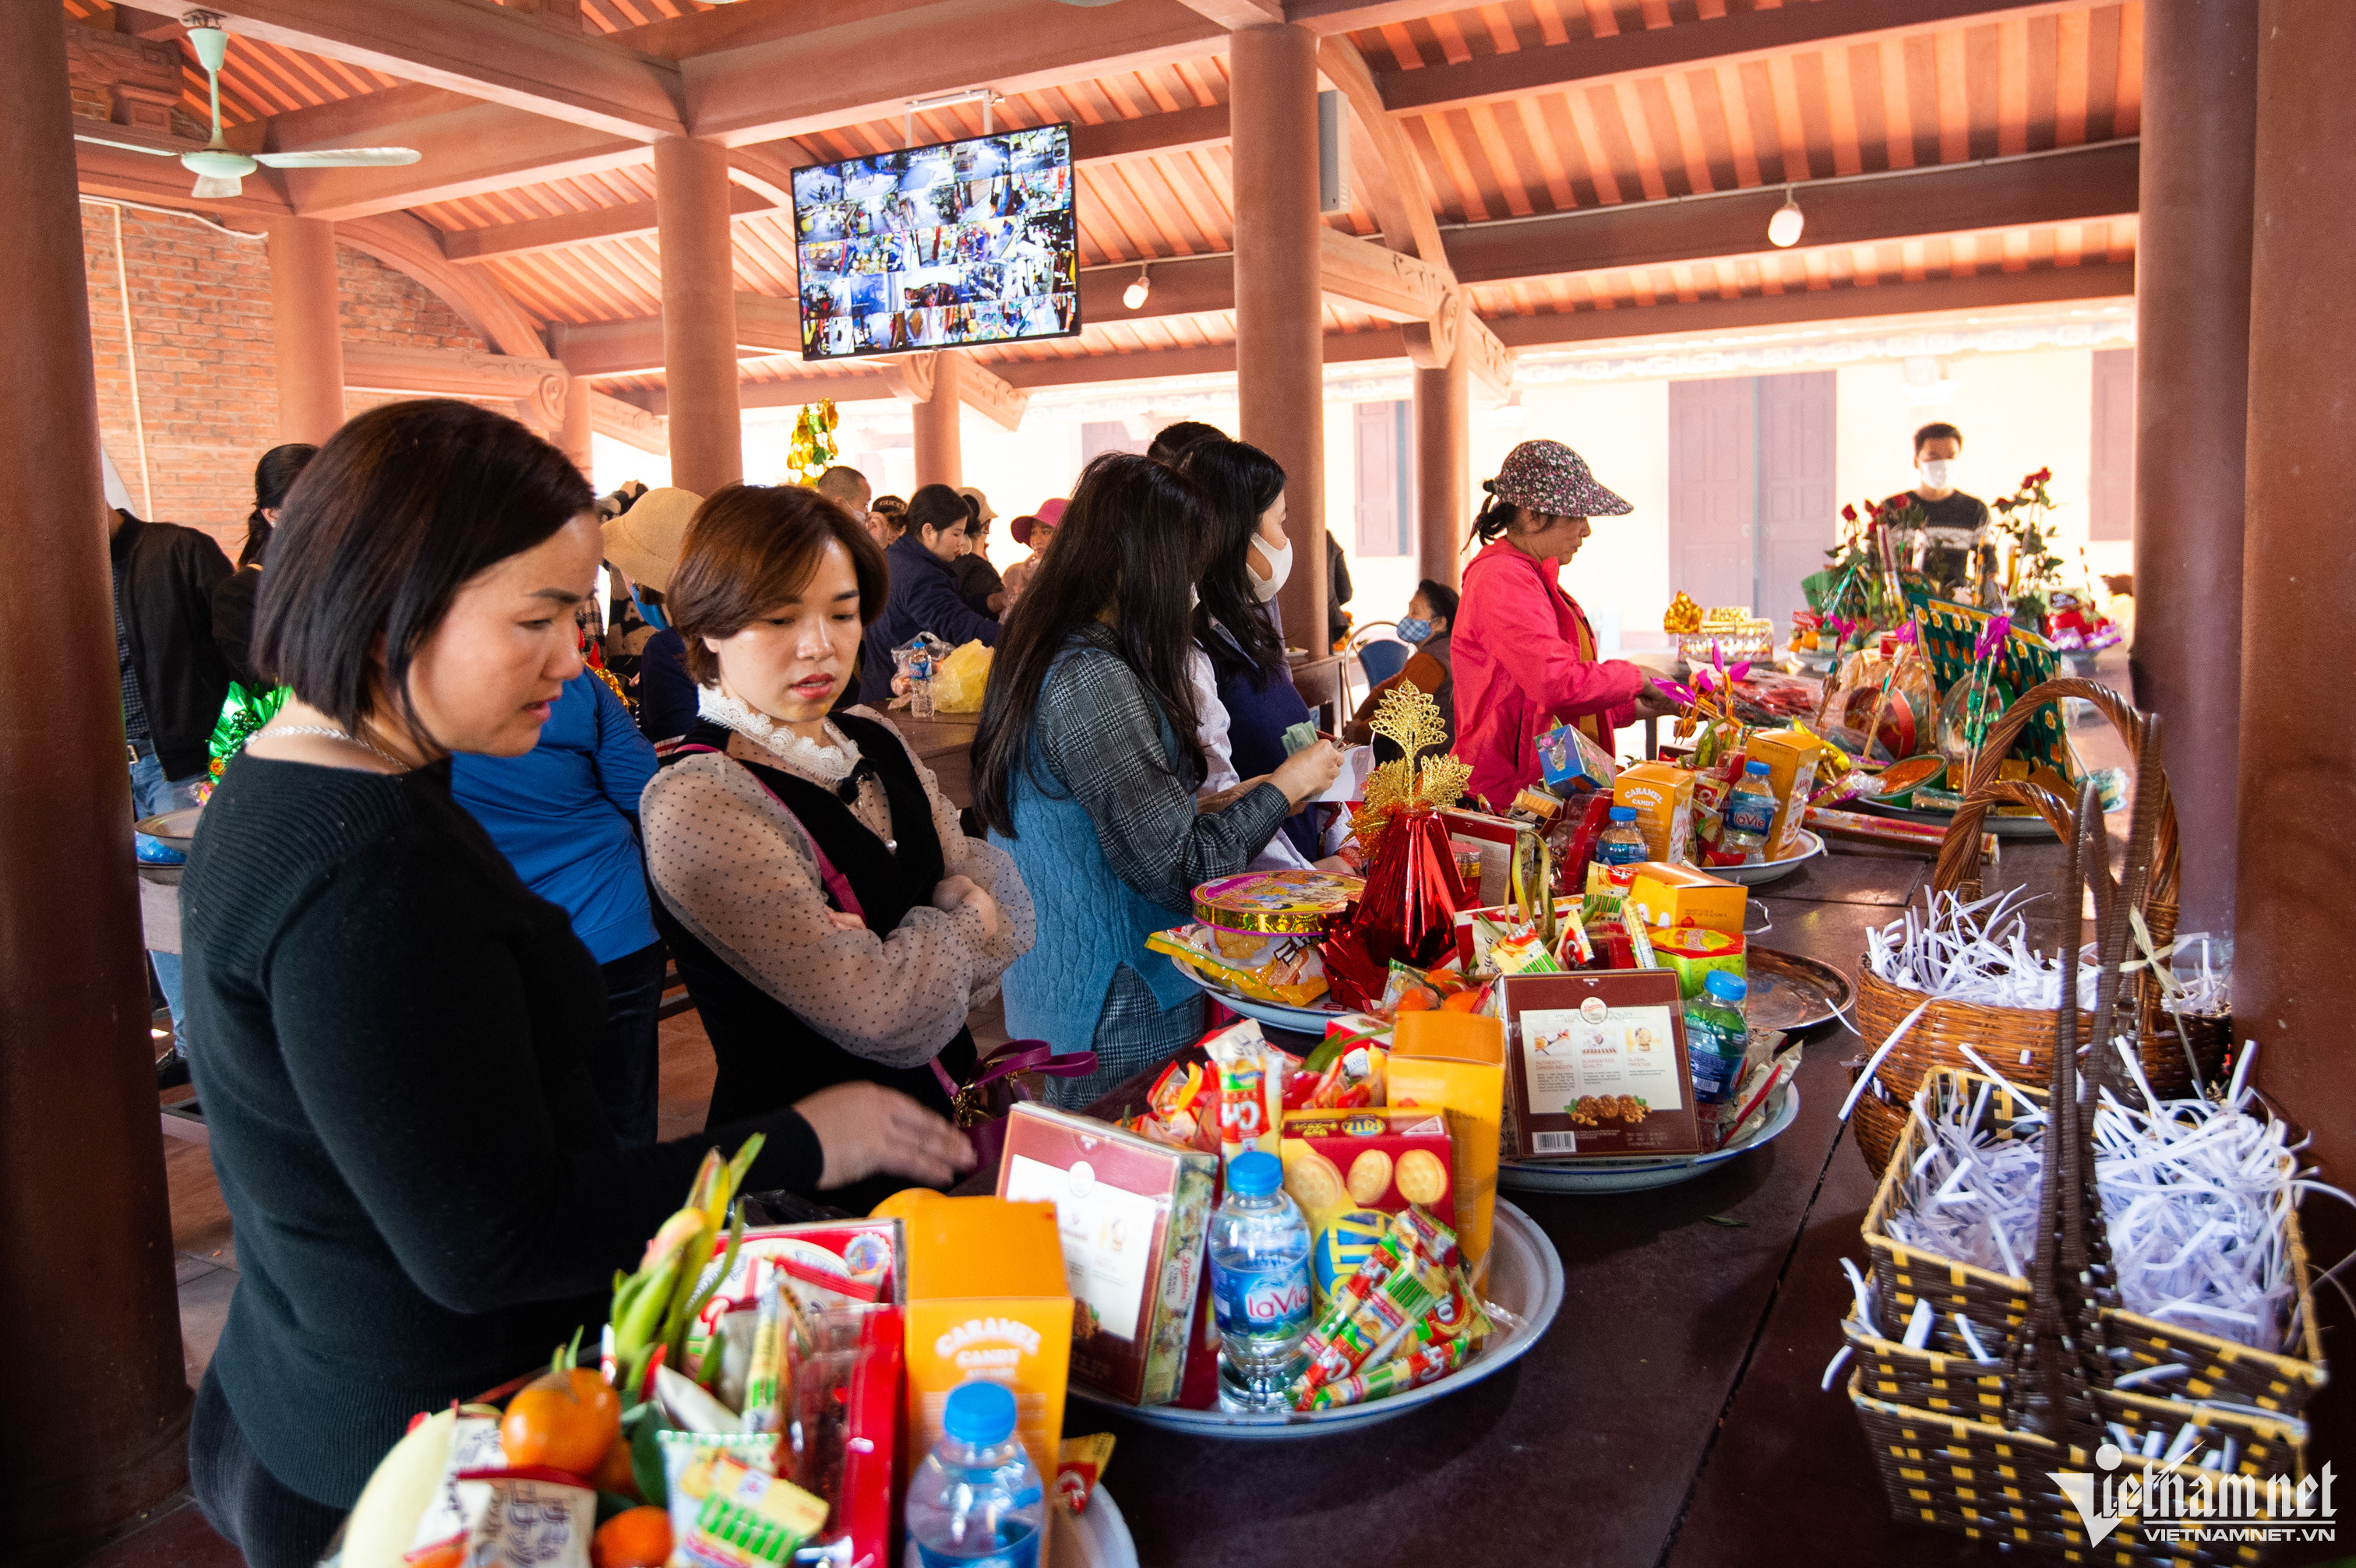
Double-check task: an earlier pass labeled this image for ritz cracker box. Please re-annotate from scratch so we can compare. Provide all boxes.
[899,1191,1074,1554]
[995,1102,1218,1408]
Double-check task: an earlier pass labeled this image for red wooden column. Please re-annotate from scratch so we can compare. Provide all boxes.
[654,135,741,495]
[1410,294,1469,591]
[0,9,192,1559]
[2129,0,2259,937]
[1231,23,1328,649]
[2240,2,2356,1200]
[266,216,345,445]
[912,352,963,491]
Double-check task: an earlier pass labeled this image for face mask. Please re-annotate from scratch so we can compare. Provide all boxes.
[1395,616,1432,644]
[1248,534,1293,603]
[1918,459,1953,490]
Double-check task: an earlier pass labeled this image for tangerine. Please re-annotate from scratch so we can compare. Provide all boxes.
[592,1505,673,1568]
[591,1434,639,1497]
[409,1547,465,1568]
[501,1367,620,1476]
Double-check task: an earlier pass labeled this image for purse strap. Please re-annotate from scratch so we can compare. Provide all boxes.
[673,742,866,920]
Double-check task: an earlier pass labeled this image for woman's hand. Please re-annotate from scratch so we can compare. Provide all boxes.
[932,874,1001,942]
[795,1081,976,1190]
[1197,779,1264,813]
[1631,680,1683,721]
[1270,738,1346,807]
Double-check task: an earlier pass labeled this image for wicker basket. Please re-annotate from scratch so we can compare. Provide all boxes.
[1861,1069,2330,1421]
[1851,678,2227,1178]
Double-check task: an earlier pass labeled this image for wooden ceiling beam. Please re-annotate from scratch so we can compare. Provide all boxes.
[445,185,775,263]
[273,101,648,220]
[591,389,669,455]
[1486,260,2133,349]
[1444,141,2138,284]
[1174,0,1286,25]
[1319,227,1450,322]
[678,0,1226,146]
[200,0,686,139]
[1316,34,1443,263]
[1367,0,2101,116]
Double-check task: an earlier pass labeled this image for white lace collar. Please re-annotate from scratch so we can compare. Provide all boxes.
[697,687,862,782]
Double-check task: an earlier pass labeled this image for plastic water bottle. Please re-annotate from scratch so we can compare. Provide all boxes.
[1593,806,1649,867]
[1722,761,1777,864]
[903,1380,1042,1568]
[1684,971,1751,1150]
[1208,1150,1313,1411]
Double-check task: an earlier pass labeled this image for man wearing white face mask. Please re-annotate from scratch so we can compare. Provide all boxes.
[1904,421,1997,600]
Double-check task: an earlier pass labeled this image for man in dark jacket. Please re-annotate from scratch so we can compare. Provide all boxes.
[859,484,1001,704]
[113,498,234,1086]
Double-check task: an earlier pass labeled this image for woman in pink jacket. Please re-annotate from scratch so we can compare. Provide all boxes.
[1451,440,1678,805]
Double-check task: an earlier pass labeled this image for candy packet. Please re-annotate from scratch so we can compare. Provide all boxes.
[672,1450,828,1568]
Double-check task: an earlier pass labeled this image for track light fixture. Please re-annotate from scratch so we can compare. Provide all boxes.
[1768,186,1805,248]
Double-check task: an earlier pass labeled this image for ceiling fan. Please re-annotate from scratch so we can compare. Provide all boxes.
[72,10,420,199]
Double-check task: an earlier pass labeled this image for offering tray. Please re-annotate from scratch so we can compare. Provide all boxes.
[1852,798,2057,839]
[1054,1485,1138,1568]
[1743,946,1853,1033]
[1499,1081,1799,1195]
[1173,967,1350,1035]
[134,805,203,852]
[1706,830,1824,887]
[1068,1200,1561,1437]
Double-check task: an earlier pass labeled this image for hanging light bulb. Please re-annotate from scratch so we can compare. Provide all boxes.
[1123,264,1152,311]
[1768,187,1805,248]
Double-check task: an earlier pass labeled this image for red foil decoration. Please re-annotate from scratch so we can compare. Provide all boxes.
[1320,806,1468,1010]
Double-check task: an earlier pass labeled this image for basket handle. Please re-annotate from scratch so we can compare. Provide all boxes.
[1930,779,2079,903]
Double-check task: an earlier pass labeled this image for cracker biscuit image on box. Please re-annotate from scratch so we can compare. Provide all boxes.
[1395,1148,1450,1206]
[1346,1149,1395,1206]
[1285,1150,1348,1216]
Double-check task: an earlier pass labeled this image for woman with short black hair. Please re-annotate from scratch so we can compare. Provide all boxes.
[640,483,1032,1213]
[182,400,973,1568]
[973,453,1342,1104]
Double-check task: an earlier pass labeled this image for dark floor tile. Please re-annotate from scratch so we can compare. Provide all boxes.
[72,1494,241,1568]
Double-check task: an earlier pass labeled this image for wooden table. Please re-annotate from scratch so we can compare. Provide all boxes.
[888,710,979,810]
[1285,650,1350,731]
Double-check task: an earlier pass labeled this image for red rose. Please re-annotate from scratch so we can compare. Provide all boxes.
[1842,504,1858,522]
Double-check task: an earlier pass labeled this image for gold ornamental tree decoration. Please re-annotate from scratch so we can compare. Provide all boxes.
[1351,685,1470,854]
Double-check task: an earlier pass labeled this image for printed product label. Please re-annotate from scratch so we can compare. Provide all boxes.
[1725,790,1776,837]
[913,1534,1039,1568]
[1518,999,1687,1122]
[1209,1259,1311,1341]
[1001,1154,1158,1342]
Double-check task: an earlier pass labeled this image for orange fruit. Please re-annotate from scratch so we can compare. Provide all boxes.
[410,1548,465,1568]
[591,1435,639,1497]
[1394,988,1435,1013]
[593,1506,673,1568]
[502,1367,621,1476]
[1441,989,1483,1013]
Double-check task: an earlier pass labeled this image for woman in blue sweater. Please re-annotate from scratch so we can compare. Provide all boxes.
[972,455,1342,1105]
[450,667,665,1145]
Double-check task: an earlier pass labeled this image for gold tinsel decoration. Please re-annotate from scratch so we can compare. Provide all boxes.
[785,400,841,484]
[1350,685,1471,855]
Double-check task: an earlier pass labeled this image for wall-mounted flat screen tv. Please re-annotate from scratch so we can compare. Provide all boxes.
[792,124,1080,361]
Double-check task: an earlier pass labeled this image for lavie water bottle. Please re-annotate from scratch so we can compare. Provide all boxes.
[1208,1150,1313,1411]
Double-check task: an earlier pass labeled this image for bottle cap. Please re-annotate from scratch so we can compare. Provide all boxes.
[1703,971,1750,1002]
[1745,761,1771,776]
[1227,1150,1282,1197]
[942,1378,1018,1446]
[1609,806,1637,823]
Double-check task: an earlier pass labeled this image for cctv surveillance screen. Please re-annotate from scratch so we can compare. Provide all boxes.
[792,123,1081,361]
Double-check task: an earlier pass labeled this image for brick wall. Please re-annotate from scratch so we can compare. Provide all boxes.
[79,202,495,558]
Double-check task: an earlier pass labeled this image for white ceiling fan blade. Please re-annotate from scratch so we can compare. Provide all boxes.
[252,147,421,170]
[73,133,185,158]
[189,172,245,199]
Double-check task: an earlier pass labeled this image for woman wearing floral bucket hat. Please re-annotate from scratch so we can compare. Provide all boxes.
[1451,439,1679,804]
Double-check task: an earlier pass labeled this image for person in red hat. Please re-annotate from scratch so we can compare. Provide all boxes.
[999,495,1064,608]
[1450,439,1678,805]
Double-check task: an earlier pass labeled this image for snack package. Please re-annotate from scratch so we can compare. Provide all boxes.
[1201,1019,1286,1160]
[1743,728,1828,858]
[688,1221,904,1355]
[1145,923,1328,1006]
[1534,722,1618,797]
[1295,1036,1386,1112]
[1280,1106,1456,1233]
[1623,862,1746,936]
[1055,1434,1116,1516]
[929,639,993,714]
[658,1432,785,1559]
[1299,1337,1469,1411]
[1652,925,1746,999]
[446,1476,597,1568]
[1612,762,1696,865]
[997,1103,1218,1407]
[1508,784,1568,825]
[1123,1057,1216,1150]
[673,1450,828,1568]
[1452,898,1585,973]
[1293,1253,1449,1396]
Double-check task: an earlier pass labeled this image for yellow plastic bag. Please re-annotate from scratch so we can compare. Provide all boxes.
[930,640,993,713]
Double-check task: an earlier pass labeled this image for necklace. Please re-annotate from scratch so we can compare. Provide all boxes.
[270,724,409,770]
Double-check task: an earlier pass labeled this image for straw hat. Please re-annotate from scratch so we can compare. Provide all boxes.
[956,485,996,524]
[600,486,703,594]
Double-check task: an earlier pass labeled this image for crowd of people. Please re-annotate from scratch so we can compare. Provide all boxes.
[108,395,1688,1566]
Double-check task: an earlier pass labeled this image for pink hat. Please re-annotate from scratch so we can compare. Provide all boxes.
[1035,497,1068,527]
[1013,498,1067,547]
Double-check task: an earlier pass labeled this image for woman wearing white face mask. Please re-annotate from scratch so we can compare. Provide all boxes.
[1178,439,1334,865]
[1903,421,1997,600]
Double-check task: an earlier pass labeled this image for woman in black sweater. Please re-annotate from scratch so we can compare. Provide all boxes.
[180,400,972,1568]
